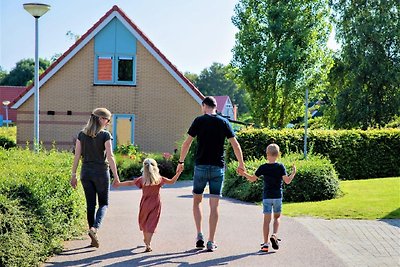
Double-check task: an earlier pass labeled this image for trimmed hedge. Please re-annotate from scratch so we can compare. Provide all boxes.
[226,128,400,179]
[0,148,85,267]
[223,154,340,202]
[0,136,16,149]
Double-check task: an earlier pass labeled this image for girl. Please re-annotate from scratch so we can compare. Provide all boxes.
[70,107,120,248]
[114,158,182,252]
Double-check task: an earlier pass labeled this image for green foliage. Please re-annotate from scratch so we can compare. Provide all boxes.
[282,154,340,202]
[330,0,400,129]
[0,148,85,266]
[227,128,400,179]
[232,0,333,128]
[115,144,180,180]
[0,126,16,142]
[0,136,16,149]
[223,153,340,202]
[385,115,400,129]
[0,58,50,86]
[191,62,250,114]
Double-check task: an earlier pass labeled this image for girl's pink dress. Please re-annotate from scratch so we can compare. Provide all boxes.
[134,176,168,233]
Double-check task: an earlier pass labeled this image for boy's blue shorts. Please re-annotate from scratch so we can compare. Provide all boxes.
[263,198,282,214]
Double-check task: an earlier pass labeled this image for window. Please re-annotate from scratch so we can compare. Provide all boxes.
[95,54,135,85]
[97,56,113,82]
[117,57,133,82]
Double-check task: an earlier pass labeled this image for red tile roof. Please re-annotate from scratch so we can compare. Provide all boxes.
[11,5,203,108]
[214,96,230,112]
[0,86,26,121]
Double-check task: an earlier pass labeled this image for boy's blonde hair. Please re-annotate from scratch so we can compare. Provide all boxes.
[266,143,280,157]
[82,108,111,138]
[142,158,161,186]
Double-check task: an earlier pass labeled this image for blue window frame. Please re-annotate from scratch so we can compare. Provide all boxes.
[94,18,137,85]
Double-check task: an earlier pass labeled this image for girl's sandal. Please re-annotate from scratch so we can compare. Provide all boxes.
[144,246,152,252]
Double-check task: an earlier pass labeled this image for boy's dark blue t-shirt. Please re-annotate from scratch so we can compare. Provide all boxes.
[187,114,235,168]
[255,162,287,199]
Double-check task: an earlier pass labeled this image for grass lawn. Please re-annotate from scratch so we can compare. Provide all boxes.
[284,177,400,219]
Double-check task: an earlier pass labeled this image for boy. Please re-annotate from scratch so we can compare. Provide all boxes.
[239,143,296,252]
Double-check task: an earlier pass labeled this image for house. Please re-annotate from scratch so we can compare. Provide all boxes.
[11,5,204,152]
[214,95,236,120]
[0,86,26,124]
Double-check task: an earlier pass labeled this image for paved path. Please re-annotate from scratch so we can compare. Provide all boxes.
[44,181,399,267]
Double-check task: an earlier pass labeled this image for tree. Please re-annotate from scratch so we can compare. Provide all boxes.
[0,66,7,84]
[0,58,50,86]
[330,0,400,129]
[186,63,249,114]
[232,0,333,128]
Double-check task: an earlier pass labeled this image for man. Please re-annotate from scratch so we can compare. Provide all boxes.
[176,96,245,252]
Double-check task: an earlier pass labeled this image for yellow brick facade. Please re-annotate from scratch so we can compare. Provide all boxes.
[17,38,201,152]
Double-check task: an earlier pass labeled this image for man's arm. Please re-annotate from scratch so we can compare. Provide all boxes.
[176,135,194,173]
[228,137,245,172]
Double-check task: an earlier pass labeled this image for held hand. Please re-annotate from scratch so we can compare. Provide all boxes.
[112,177,120,188]
[176,163,184,173]
[236,164,246,175]
[70,177,77,189]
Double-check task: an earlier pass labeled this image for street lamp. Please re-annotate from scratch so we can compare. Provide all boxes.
[23,3,50,152]
[2,100,10,127]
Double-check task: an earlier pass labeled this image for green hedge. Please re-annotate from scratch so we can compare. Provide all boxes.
[226,128,400,179]
[0,148,85,267]
[223,154,340,202]
[0,136,16,149]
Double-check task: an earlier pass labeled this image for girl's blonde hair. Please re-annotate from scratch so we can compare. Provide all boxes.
[142,158,161,186]
[82,108,111,138]
[266,143,280,157]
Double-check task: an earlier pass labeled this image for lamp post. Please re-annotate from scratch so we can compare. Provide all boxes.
[23,3,50,152]
[2,100,10,127]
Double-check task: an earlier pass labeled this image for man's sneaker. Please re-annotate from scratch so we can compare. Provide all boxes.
[260,243,269,252]
[206,241,218,252]
[196,233,205,249]
[270,234,281,250]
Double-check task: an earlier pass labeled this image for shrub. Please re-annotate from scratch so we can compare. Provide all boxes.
[223,154,340,203]
[0,136,16,149]
[0,148,85,266]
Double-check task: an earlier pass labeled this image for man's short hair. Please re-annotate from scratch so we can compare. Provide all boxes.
[202,96,217,108]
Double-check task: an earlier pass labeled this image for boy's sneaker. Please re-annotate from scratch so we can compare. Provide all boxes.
[260,243,269,252]
[206,241,218,252]
[270,234,281,250]
[196,233,205,249]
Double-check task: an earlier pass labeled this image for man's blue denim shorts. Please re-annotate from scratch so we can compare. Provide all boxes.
[193,165,224,197]
[262,198,282,214]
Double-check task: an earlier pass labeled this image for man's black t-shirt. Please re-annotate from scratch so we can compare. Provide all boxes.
[187,114,235,168]
[255,162,287,199]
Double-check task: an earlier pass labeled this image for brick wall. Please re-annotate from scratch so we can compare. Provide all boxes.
[17,39,200,152]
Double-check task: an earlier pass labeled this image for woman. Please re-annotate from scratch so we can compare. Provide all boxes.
[70,107,120,248]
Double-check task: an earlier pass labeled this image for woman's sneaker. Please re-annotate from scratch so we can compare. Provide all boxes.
[88,228,99,248]
[196,233,205,249]
[206,241,218,252]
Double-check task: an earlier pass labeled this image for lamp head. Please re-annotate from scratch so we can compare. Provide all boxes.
[2,100,10,106]
[23,3,50,18]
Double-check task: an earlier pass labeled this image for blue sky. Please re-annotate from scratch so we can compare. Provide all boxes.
[1,0,338,75]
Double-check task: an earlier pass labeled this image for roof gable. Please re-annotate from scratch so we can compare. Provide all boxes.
[11,5,203,109]
[214,95,230,112]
